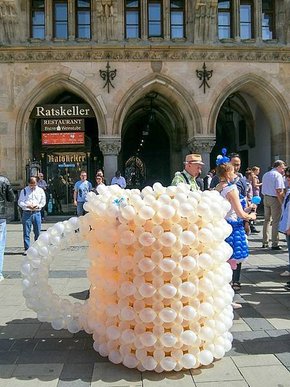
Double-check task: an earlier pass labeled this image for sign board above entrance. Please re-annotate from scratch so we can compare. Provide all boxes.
[41,118,84,132]
[33,104,94,118]
[42,132,85,145]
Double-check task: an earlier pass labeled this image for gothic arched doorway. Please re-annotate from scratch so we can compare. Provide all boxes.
[121,93,172,188]
[30,91,102,214]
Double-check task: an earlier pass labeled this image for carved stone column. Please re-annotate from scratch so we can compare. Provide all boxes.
[99,137,121,183]
[188,137,216,175]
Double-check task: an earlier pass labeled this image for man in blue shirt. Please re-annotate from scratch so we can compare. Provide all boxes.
[73,171,92,216]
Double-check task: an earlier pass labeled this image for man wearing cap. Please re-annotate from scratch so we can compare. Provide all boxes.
[261,159,286,250]
[171,154,204,190]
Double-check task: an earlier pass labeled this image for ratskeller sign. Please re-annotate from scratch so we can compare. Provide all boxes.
[33,104,94,118]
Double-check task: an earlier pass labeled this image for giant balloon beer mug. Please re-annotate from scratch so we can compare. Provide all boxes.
[22,183,235,372]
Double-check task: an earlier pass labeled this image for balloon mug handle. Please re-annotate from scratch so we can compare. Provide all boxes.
[21,217,86,333]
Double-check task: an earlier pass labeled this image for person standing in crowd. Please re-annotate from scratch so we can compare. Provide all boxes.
[215,155,256,308]
[96,169,106,185]
[245,169,259,234]
[92,174,105,195]
[278,167,290,278]
[204,168,215,190]
[0,174,15,281]
[251,166,262,197]
[261,160,286,250]
[171,153,204,190]
[73,171,92,217]
[18,176,46,254]
[111,170,126,189]
[37,172,48,220]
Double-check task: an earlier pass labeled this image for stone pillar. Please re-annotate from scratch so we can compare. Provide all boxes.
[188,137,216,176]
[99,137,121,183]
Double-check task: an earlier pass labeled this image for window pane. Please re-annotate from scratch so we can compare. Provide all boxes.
[32,26,45,39]
[218,13,230,25]
[262,0,273,11]
[55,23,68,38]
[127,12,139,24]
[126,0,138,7]
[171,0,183,8]
[218,1,230,9]
[32,0,45,9]
[171,26,183,38]
[149,4,161,21]
[55,4,67,20]
[171,12,183,24]
[78,26,90,38]
[240,24,251,39]
[240,5,251,22]
[149,22,161,36]
[126,26,139,38]
[218,26,231,39]
[77,0,90,7]
[78,11,90,24]
[32,10,45,24]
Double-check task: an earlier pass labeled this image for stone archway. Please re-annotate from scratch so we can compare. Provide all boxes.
[114,74,203,184]
[207,73,289,172]
[15,73,107,181]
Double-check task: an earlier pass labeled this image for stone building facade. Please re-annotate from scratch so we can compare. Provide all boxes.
[0,0,289,206]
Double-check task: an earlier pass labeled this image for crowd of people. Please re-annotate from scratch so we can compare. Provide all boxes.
[0,156,290,296]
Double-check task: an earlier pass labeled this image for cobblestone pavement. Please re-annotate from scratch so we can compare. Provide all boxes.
[0,218,290,387]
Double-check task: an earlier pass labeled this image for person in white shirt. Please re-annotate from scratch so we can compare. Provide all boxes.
[111,171,126,189]
[18,176,46,254]
[261,160,286,250]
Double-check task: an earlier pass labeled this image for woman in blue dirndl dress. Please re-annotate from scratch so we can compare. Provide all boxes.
[216,161,256,308]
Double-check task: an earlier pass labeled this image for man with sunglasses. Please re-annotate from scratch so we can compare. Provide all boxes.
[171,154,204,190]
[261,160,286,250]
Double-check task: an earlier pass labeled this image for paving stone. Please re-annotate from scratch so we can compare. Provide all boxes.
[0,339,15,352]
[265,329,289,338]
[232,354,281,367]
[35,338,86,351]
[143,370,194,386]
[232,330,270,341]
[17,351,68,364]
[59,363,94,380]
[0,351,19,365]
[57,379,90,387]
[266,317,290,329]
[275,353,290,367]
[12,363,63,378]
[66,350,104,364]
[2,377,58,386]
[195,381,248,387]
[91,363,142,386]
[239,364,290,387]
[0,323,40,339]
[191,358,243,383]
[0,364,17,377]
[241,339,290,355]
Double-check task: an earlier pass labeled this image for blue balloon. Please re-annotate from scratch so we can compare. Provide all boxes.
[252,196,261,205]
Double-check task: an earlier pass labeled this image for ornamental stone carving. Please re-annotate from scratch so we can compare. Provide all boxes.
[0,0,18,44]
[96,0,116,42]
[99,138,121,155]
[194,0,218,44]
[1,47,290,63]
[188,137,216,154]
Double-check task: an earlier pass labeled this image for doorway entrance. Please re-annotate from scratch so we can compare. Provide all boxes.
[121,92,172,188]
[31,91,102,215]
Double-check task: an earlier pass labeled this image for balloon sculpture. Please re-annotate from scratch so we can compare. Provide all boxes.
[22,183,235,372]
